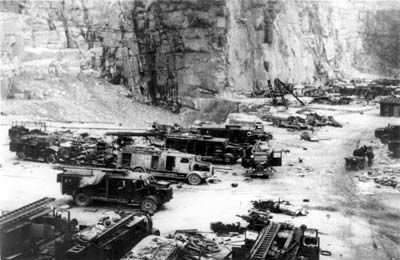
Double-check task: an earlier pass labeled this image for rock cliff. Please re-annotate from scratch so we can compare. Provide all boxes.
[1,0,399,112]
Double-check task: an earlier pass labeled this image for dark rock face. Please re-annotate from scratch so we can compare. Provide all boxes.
[357,10,400,76]
[1,0,400,112]
[129,0,227,111]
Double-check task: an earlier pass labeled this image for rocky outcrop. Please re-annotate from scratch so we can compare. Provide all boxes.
[1,0,399,111]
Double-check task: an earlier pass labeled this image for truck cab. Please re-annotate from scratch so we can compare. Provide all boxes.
[116,147,213,185]
[56,166,173,213]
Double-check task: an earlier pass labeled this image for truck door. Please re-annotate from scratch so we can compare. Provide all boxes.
[269,151,282,166]
[107,178,128,199]
[151,156,159,169]
[121,152,132,168]
[166,156,175,171]
[176,157,190,174]
[129,180,146,203]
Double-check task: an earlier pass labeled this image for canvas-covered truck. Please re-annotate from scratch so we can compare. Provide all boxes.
[56,166,173,213]
[193,123,273,145]
[116,146,213,185]
[165,134,243,164]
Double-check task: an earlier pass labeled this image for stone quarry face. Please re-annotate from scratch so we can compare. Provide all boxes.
[1,0,400,111]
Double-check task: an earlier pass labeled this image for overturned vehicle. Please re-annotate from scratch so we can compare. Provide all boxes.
[56,166,173,213]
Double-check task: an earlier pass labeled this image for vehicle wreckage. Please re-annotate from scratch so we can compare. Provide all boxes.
[116,146,214,185]
[56,166,173,212]
[345,145,374,171]
[165,134,244,164]
[0,197,157,260]
[231,222,320,260]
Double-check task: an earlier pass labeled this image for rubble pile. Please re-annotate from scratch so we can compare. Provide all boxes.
[173,230,221,256]
[210,221,245,235]
[356,168,399,190]
[120,235,181,260]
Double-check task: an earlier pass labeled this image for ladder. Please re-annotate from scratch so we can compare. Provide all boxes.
[0,197,55,228]
[249,222,281,260]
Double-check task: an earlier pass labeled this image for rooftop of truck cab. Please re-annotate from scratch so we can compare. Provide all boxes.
[166,135,228,143]
[58,167,151,180]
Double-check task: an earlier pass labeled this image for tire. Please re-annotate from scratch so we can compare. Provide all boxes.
[187,173,202,185]
[74,192,91,207]
[133,167,146,173]
[152,228,161,236]
[223,154,234,164]
[141,198,157,213]
[46,153,56,164]
[17,151,26,160]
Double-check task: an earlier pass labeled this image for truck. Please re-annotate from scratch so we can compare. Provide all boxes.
[388,140,400,157]
[375,124,400,143]
[165,135,243,164]
[56,166,173,213]
[10,134,59,163]
[116,146,214,185]
[193,123,273,145]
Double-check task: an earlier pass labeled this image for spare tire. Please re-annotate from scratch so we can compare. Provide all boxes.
[46,153,56,164]
[17,151,26,161]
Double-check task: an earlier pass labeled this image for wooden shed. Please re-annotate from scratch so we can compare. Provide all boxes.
[380,97,400,117]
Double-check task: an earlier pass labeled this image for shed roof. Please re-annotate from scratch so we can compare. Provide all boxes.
[380,97,400,105]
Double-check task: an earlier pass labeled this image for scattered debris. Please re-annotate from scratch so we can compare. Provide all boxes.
[310,96,352,105]
[252,199,309,216]
[207,177,222,184]
[210,221,245,235]
[300,131,319,142]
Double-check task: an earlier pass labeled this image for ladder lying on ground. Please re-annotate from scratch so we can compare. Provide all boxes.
[0,197,55,228]
[249,222,281,260]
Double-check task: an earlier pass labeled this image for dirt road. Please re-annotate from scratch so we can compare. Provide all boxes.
[0,105,399,260]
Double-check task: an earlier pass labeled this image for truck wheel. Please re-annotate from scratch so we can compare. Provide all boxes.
[187,174,202,185]
[17,151,26,160]
[223,154,234,164]
[74,193,91,207]
[46,154,56,164]
[141,198,157,213]
[152,228,161,236]
[133,167,146,173]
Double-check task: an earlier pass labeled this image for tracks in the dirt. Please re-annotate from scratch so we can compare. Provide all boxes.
[329,127,400,259]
